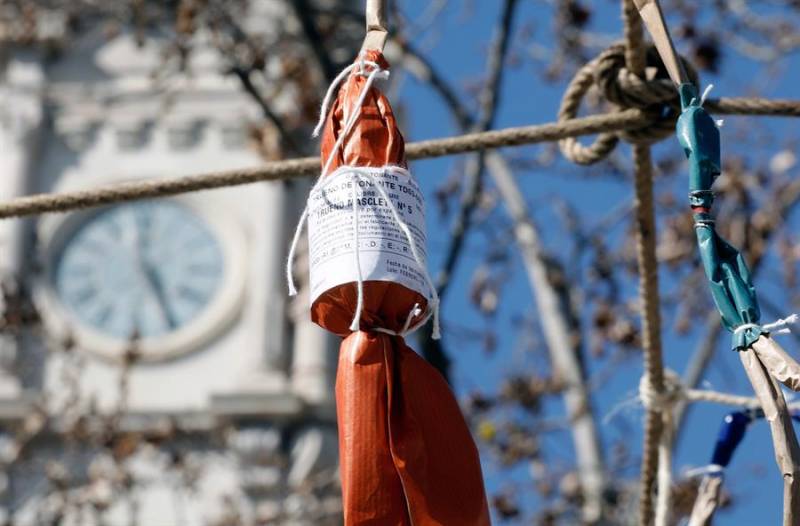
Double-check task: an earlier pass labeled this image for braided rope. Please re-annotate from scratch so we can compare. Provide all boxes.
[640,370,765,410]
[0,94,797,219]
[0,111,655,219]
[558,42,697,164]
[619,3,669,525]
[633,144,667,526]
[708,97,800,116]
[557,52,621,165]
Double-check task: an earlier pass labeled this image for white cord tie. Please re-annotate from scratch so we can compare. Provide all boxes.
[287,59,439,339]
[287,58,389,297]
[374,303,422,337]
[639,369,684,412]
[733,313,799,336]
[311,59,385,139]
[699,83,714,107]
[684,464,724,479]
[288,166,440,339]
[692,83,724,128]
[639,369,684,526]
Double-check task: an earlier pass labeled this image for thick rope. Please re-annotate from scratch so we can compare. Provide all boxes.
[639,373,676,526]
[557,42,800,167]
[0,110,650,220]
[558,43,697,164]
[0,95,797,220]
[634,144,667,526]
[638,370,769,410]
[620,3,669,525]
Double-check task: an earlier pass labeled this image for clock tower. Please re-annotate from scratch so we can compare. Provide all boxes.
[0,3,342,524]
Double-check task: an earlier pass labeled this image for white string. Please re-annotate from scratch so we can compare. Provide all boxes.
[287,59,388,297]
[375,303,422,337]
[733,322,759,335]
[733,313,799,336]
[693,84,725,128]
[320,65,390,179]
[286,206,307,297]
[361,168,440,339]
[311,59,383,138]
[289,164,441,339]
[700,83,715,107]
[684,464,724,479]
[287,58,440,339]
[763,313,800,334]
[403,303,423,334]
[350,173,365,331]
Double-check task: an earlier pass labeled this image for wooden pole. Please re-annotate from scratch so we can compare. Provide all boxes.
[752,336,800,391]
[632,0,690,85]
[361,0,389,52]
[688,475,723,526]
[740,337,800,526]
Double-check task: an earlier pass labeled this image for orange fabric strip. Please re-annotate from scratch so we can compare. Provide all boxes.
[337,332,490,526]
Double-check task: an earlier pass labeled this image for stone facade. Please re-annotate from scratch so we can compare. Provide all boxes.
[0,3,342,524]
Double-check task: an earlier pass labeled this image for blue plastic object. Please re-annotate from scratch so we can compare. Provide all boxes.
[710,411,754,469]
[705,409,800,473]
[677,83,763,351]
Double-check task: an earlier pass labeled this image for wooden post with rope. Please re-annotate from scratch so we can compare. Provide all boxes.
[742,338,800,524]
[620,3,669,525]
[633,1,800,524]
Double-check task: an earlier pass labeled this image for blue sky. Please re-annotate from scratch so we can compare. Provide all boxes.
[394,1,800,523]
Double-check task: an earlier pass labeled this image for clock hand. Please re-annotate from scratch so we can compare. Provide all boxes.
[142,264,178,330]
[130,211,176,331]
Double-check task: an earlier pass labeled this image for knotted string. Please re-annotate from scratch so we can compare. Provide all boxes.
[734,314,800,336]
[288,165,440,338]
[311,59,384,139]
[693,83,725,128]
[639,371,683,526]
[286,58,440,339]
[287,58,389,298]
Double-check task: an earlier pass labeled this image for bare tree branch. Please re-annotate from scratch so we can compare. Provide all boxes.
[400,9,608,521]
[289,0,338,83]
[405,0,518,380]
[486,152,609,523]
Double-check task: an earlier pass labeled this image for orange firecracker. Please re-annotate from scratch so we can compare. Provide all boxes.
[287,50,490,525]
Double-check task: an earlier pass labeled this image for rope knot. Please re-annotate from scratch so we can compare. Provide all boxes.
[639,368,684,412]
[559,43,698,165]
[595,45,679,110]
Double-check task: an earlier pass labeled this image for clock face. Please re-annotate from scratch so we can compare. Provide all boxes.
[53,201,224,341]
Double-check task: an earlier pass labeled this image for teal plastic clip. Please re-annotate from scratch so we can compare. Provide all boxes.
[676,83,763,351]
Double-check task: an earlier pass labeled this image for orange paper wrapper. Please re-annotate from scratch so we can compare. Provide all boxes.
[312,50,490,525]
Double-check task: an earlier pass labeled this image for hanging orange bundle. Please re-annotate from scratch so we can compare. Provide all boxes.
[287,48,490,525]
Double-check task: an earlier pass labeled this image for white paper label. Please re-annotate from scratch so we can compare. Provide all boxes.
[307,167,431,305]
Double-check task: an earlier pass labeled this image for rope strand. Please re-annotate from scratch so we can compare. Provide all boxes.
[621,3,670,525]
[0,97,797,219]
